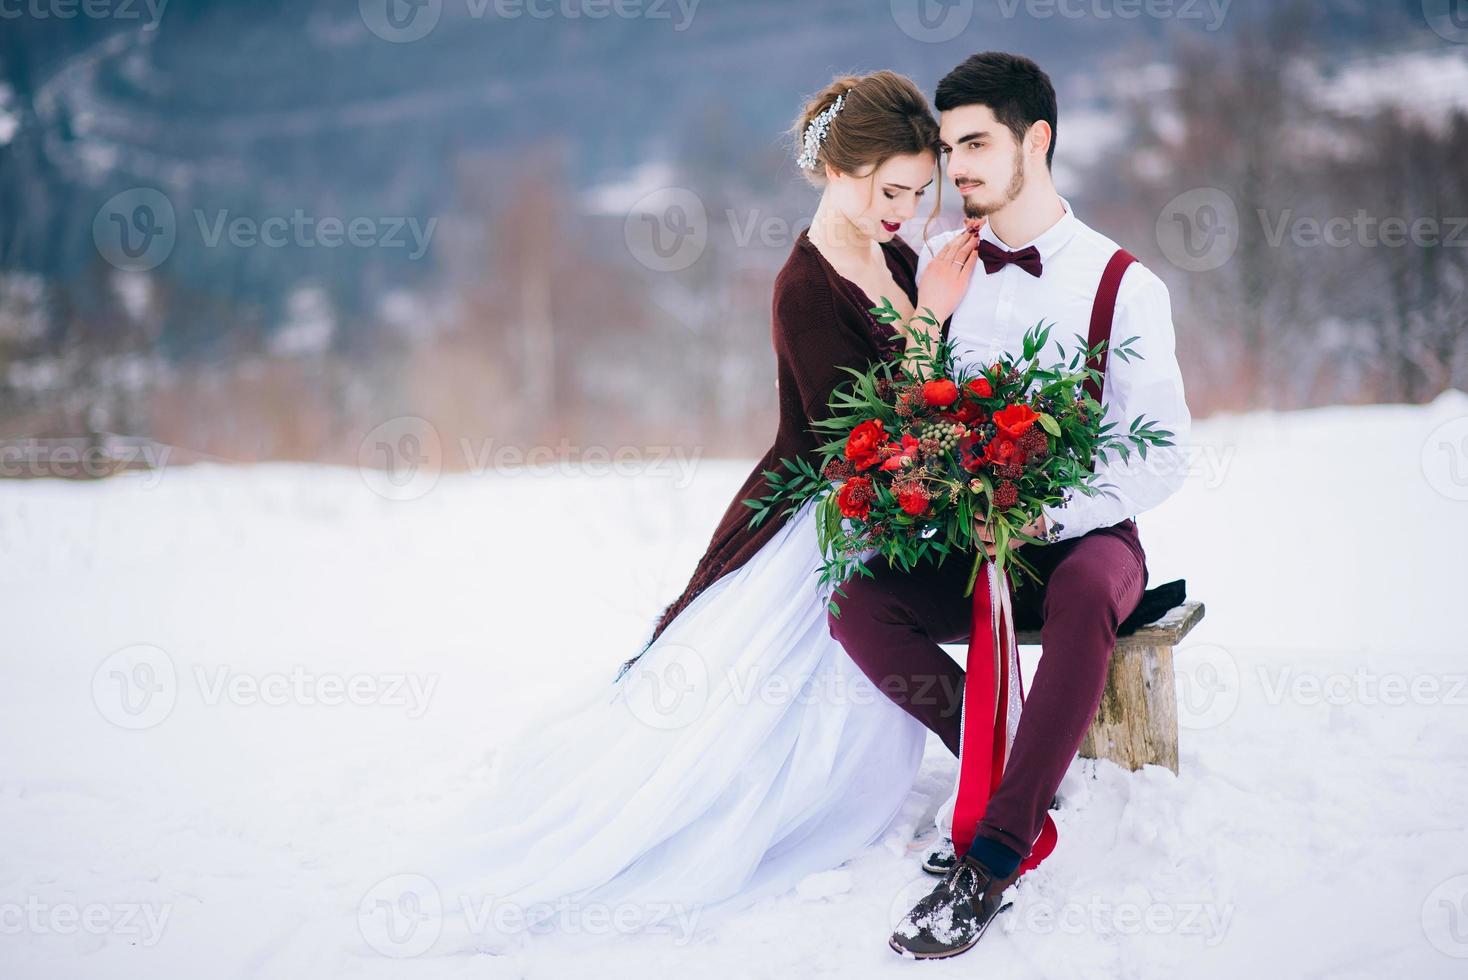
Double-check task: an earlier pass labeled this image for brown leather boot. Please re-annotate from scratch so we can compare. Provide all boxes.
[889,853,1023,959]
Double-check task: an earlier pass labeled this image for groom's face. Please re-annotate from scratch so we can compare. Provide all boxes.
[938,104,1027,220]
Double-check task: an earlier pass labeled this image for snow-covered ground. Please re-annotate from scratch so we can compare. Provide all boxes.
[3,392,1467,978]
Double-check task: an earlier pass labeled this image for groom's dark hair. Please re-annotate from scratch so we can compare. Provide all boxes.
[935,52,1057,171]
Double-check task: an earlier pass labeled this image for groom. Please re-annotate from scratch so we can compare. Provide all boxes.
[826,52,1192,959]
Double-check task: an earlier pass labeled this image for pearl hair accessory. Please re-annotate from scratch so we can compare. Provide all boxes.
[796,92,846,171]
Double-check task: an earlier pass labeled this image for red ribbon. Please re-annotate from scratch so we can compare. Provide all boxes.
[951,557,1059,873]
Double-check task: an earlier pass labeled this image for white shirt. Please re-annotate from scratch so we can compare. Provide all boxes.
[914,196,1192,542]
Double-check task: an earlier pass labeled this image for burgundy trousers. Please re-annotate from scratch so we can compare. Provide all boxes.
[827,518,1148,860]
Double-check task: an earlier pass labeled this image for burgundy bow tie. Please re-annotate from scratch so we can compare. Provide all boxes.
[977,239,1044,278]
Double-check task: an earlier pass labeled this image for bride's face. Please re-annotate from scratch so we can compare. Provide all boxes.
[939,103,1036,220]
[825,151,936,245]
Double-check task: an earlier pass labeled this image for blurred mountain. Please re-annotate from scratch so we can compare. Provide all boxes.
[0,0,1437,318]
[0,0,1460,458]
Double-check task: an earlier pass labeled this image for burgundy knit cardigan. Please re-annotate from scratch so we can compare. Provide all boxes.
[614,227,926,682]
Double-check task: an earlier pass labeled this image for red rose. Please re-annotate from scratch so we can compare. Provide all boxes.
[896,483,930,516]
[992,403,1039,440]
[845,419,886,470]
[966,376,993,399]
[983,436,1018,467]
[921,378,959,408]
[952,402,983,425]
[836,476,874,519]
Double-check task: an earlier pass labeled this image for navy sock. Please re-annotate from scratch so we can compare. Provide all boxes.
[964,835,1022,877]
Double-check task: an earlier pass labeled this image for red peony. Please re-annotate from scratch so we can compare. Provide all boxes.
[836,476,874,519]
[896,483,931,516]
[921,378,959,408]
[845,419,886,470]
[983,435,1018,467]
[993,403,1039,440]
[966,376,993,400]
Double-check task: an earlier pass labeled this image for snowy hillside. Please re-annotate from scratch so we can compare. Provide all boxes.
[2,391,1466,977]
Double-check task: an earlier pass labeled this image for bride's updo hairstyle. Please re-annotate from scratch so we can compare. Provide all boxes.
[789,71,944,235]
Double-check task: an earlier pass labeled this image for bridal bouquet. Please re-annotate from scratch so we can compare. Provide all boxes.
[742,301,1174,616]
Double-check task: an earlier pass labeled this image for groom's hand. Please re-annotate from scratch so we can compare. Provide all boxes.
[1017,513,1048,543]
[973,513,1048,557]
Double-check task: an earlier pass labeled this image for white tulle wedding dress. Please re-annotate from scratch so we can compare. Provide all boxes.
[423,495,929,951]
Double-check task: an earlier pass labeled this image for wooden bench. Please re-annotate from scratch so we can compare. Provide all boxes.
[946,600,1205,775]
[1048,600,1204,774]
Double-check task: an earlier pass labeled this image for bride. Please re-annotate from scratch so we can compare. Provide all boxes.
[424,70,984,952]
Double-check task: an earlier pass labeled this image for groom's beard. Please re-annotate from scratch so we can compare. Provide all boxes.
[962,146,1027,220]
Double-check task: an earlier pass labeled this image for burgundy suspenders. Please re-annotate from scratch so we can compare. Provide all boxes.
[1082,248,1137,405]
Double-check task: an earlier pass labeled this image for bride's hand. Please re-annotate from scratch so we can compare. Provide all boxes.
[916,219,985,326]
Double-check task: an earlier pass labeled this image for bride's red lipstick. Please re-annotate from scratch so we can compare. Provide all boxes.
[881,220,900,232]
